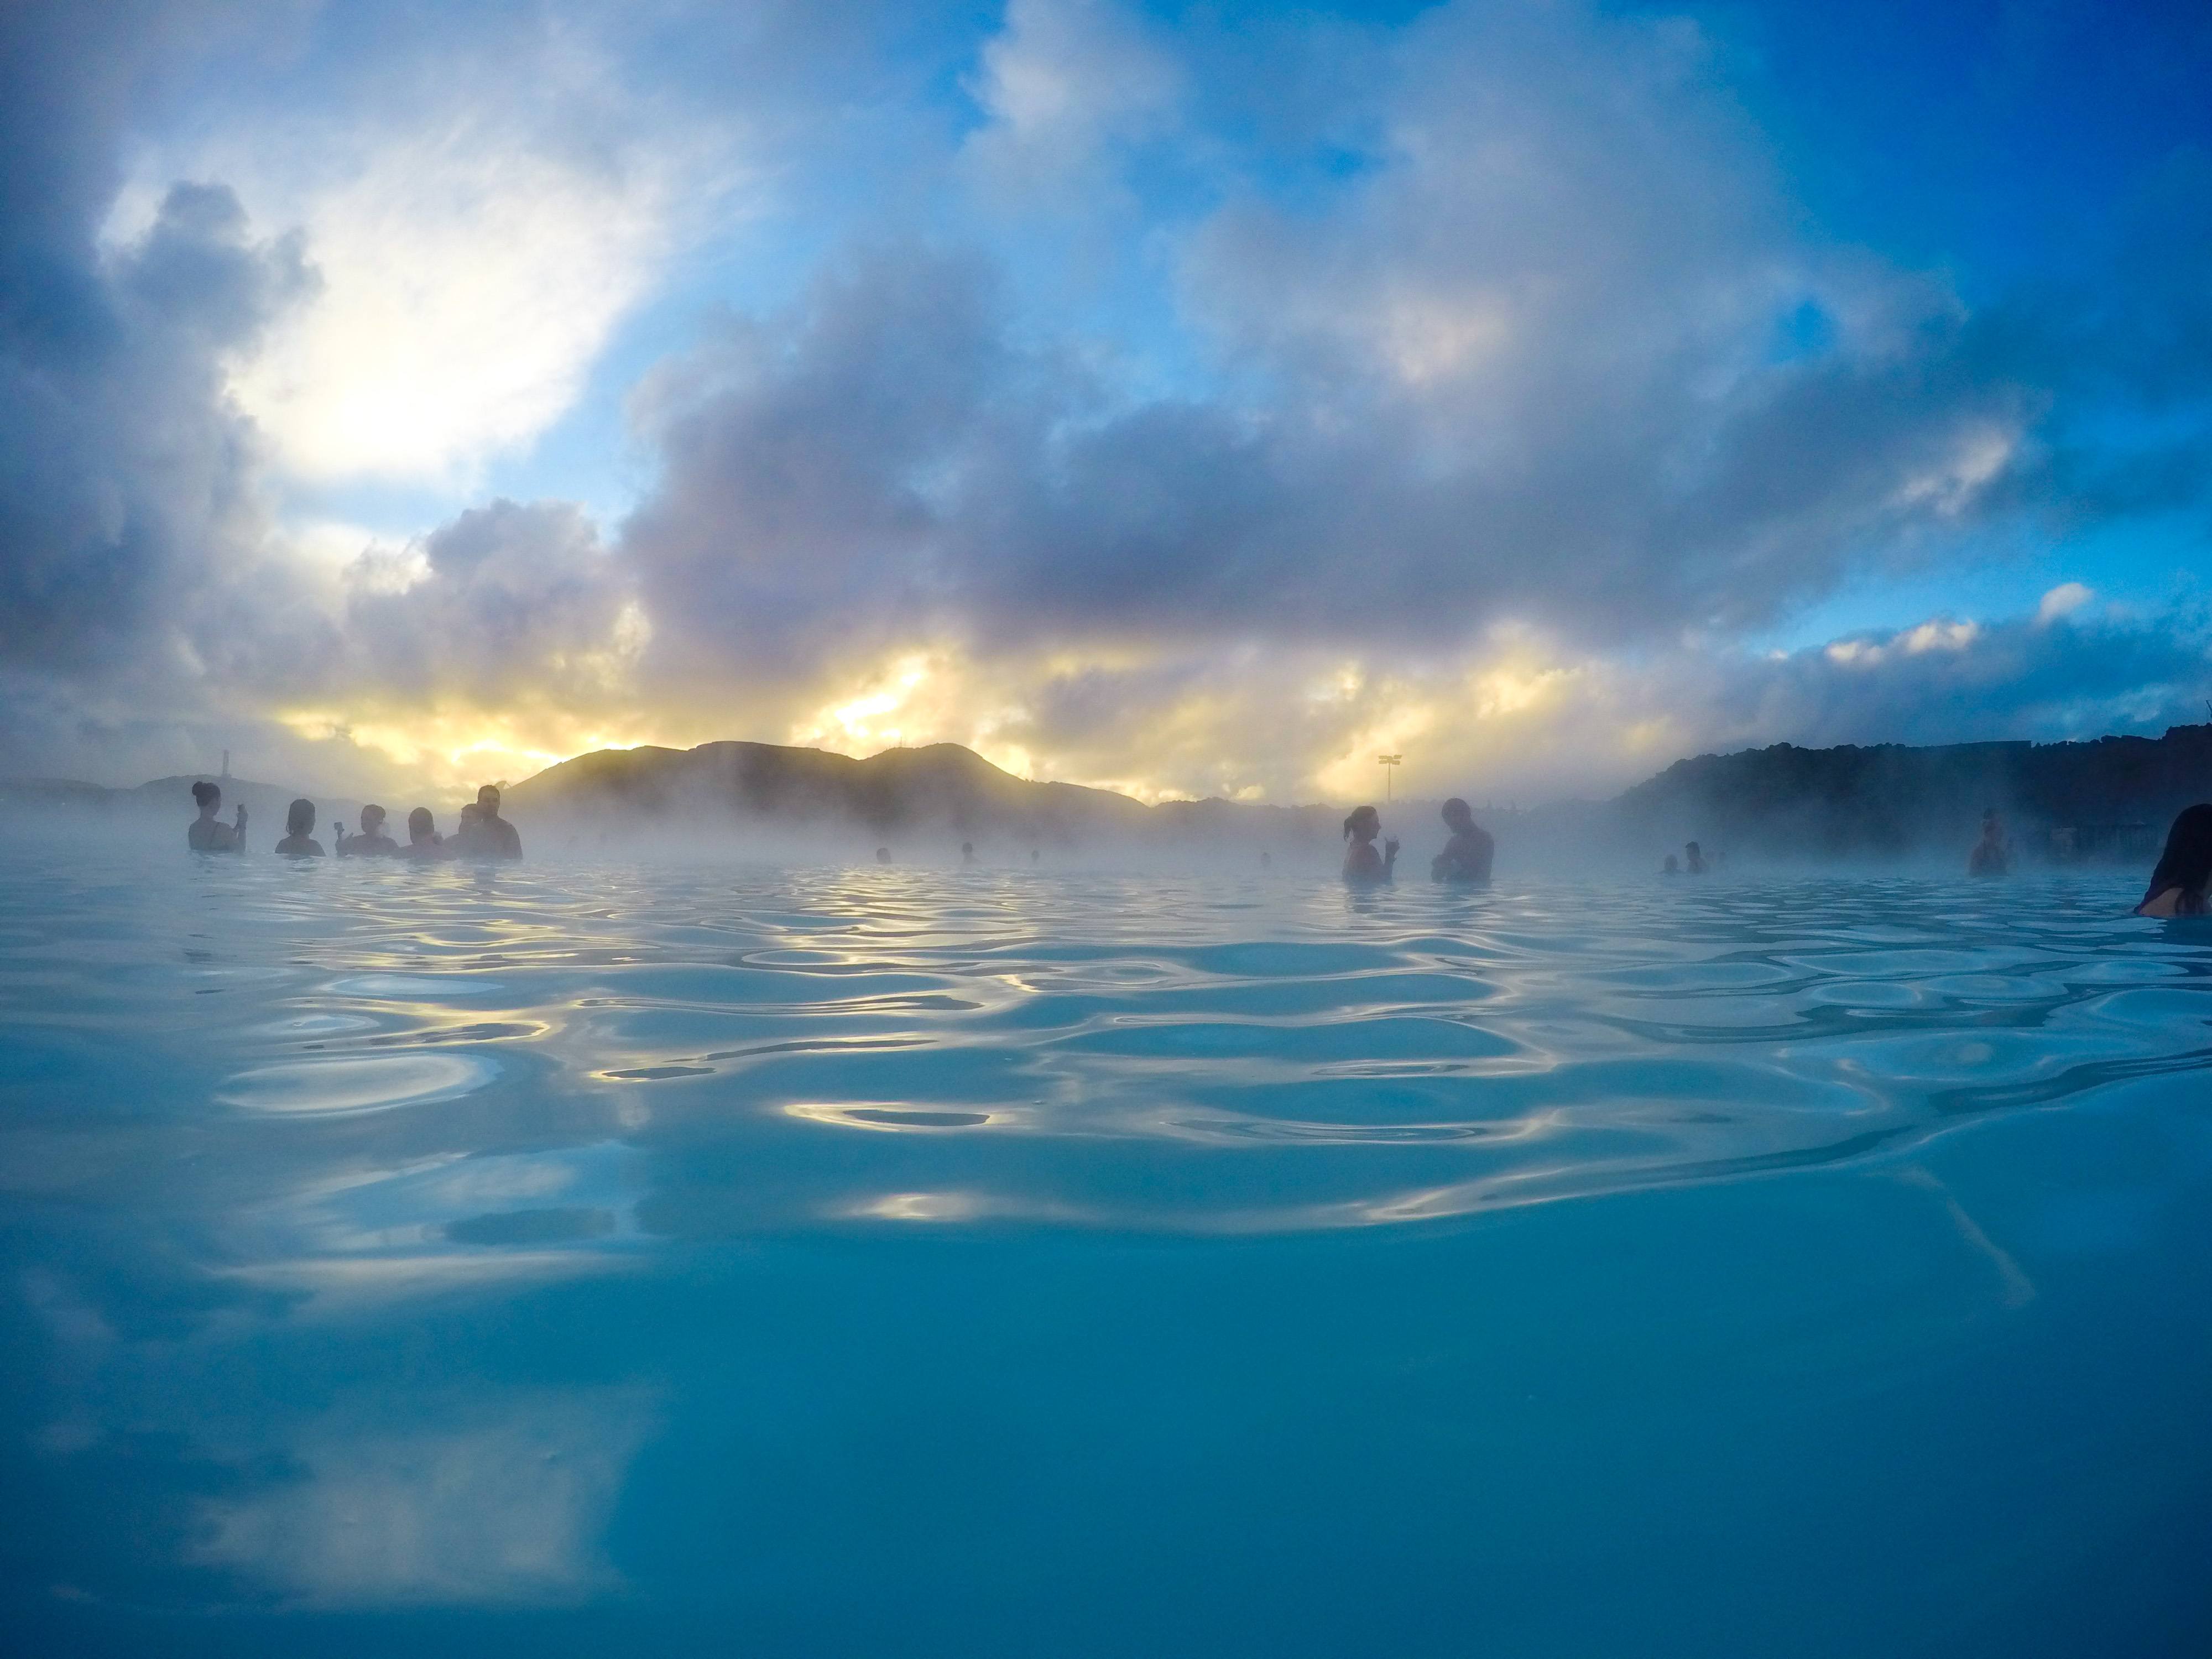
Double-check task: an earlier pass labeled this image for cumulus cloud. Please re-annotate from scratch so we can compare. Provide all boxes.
[111,17,735,487]
[611,2,2051,687]
[961,0,1185,198]
[264,500,649,779]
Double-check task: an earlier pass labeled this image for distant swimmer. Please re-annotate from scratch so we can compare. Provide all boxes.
[400,807,452,862]
[186,780,245,853]
[337,805,398,857]
[1663,853,1679,875]
[1683,841,1707,875]
[875,846,893,864]
[1342,805,1399,885]
[2135,804,2212,917]
[1967,808,2011,877]
[1430,798,1495,883]
[453,785,522,861]
[962,841,975,865]
[274,797,325,857]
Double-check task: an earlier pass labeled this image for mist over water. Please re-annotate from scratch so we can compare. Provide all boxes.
[7,838,2212,1653]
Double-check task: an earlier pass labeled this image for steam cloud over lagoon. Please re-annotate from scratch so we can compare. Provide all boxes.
[2,1,2209,804]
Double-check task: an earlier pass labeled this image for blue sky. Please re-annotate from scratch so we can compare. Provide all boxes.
[2,0,2208,801]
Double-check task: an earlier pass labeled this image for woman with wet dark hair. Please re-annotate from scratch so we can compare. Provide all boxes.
[186,780,245,852]
[1341,805,1399,885]
[274,797,325,858]
[2135,804,2212,917]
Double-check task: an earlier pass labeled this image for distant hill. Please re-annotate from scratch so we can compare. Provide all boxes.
[505,740,1345,855]
[1613,726,2212,860]
[507,727,2212,866]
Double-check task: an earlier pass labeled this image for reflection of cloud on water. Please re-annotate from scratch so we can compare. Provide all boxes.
[191,1389,653,1607]
[227,1249,636,1314]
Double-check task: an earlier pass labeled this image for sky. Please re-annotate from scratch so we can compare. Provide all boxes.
[2,0,2209,807]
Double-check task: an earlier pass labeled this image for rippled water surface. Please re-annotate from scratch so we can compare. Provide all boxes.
[7,847,2212,1655]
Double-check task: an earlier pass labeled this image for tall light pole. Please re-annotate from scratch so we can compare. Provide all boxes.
[1377,753,1402,802]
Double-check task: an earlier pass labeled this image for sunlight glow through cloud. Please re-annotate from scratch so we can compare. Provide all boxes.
[109,32,741,488]
[229,135,682,484]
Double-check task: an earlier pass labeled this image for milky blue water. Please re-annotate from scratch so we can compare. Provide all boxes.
[6,847,2212,1655]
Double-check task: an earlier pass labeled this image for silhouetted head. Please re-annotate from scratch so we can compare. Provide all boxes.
[2143,804,2212,912]
[875,846,891,864]
[192,780,219,811]
[962,842,973,858]
[285,798,315,837]
[1686,841,1701,857]
[1343,805,1380,843]
[477,784,500,814]
[361,805,386,832]
[1442,798,1473,832]
[408,807,435,842]
[1664,854,1679,873]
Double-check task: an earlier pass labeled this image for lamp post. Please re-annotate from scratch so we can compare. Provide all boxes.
[1377,753,1402,802]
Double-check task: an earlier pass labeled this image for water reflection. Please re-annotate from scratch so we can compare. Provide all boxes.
[189,1387,654,1607]
[5,854,2212,1259]
[8,849,2212,1637]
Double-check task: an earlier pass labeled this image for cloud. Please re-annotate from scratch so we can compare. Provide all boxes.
[2037,581,2095,624]
[961,0,1185,198]
[113,18,734,487]
[0,178,311,678]
[612,2,2049,690]
[264,500,649,782]
[3,0,2211,806]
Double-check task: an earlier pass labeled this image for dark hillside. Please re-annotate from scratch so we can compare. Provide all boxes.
[509,740,1160,847]
[1615,726,2212,859]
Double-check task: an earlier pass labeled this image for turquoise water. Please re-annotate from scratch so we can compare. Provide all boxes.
[6,847,2212,1654]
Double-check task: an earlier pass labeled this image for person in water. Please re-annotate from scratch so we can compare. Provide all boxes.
[1967,808,2011,877]
[1662,853,1679,875]
[2135,804,2212,917]
[962,841,975,865]
[1430,798,1495,883]
[1342,805,1399,884]
[453,785,522,860]
[875,846,893,864]
[187,780,245,852]
[337,804,398,857]
[274,797,325,857]
[400,807,452,862]
[1683,841,1707,874]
